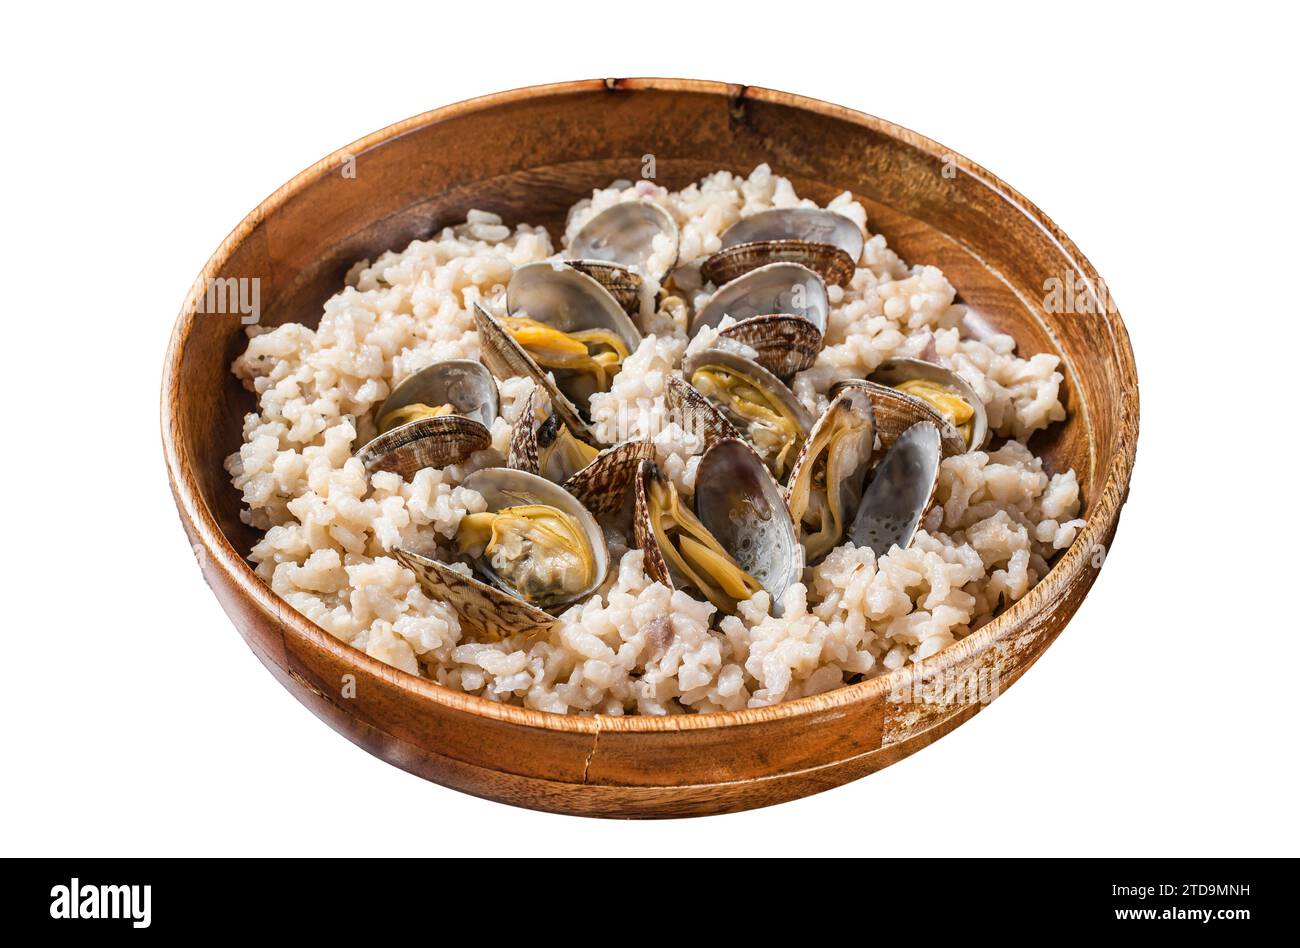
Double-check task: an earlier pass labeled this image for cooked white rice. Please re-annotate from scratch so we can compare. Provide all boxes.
[226,165,1082,715]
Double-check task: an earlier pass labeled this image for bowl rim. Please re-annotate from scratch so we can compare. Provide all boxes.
[161,77,1139,737]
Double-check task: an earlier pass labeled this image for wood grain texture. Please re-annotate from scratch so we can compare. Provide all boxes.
[161,78,1139,818]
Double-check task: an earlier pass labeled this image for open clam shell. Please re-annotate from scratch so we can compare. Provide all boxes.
[355,359,498,477]
[568,199,680,284]
[690,262,829,337]
[701,209,864,289]
[375,359,498,431]
[394,548,556,642]
[458,467,609,610]
[664,375,740,450]
[868,357,988,450]
[847,421,942,557]
[508,261,642,349]
[719,208,866,258]
[473,302,603,448]
[784,387,877,564]
[831,378,966,459]
[356,414,492,478]
[564,260,643,316]
[507,386,602,482]
[680,347,815,482]
[505,262,643,409]
[633,447,799,617]
[694,438,802,613]
[716,314,822,381]
[562,439,656,517]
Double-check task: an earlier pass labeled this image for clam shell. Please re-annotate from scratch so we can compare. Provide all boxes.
[868,356,989,450]
[507,387,544,475]
[716,314,822,381]
[718,208,866,261]
[690,262,829,336]
[633,452,801,616]
[784,387,877,563]
[564,260,643,316]
[394,548,554,642]
[831,378,967,459]
[473,303,603,447]
[562,439,655,517]
[680,348,815,478]
[694,438,802,613]
[507,261,642,353]
[847,421,942,557]
[460,467,609,609]
[568,199,680,283]
[356,414,492,478]
[664,375,740,449]
[376,359,497,431]
[701,240,856,289]
[633,461,674,592]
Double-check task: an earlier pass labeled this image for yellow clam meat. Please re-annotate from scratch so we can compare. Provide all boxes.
[377,401,457,433]
[689,363,806,481]
[644,476,762,615]
[893,378,975,446]
[785,391,875,563]
[456,504,595,606]
[500,315,630,395]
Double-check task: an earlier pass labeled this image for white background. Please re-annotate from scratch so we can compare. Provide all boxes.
[3,1,1295,857]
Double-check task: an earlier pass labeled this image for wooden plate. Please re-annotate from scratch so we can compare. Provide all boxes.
[161,78,1139,818]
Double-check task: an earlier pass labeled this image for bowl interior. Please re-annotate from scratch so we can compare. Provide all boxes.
[173,79,1124,670]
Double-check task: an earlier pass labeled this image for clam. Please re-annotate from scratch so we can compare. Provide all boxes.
[473,302,602,448]
[568,199,680,284]
[398,468,609,641]
[355,360,497,476]
[701,208,864,288]
[507,388,651,516]
[869,357,988,450]
[693,439,802,612]
[634,439,800,615]
[831,377,967,459]
[847,421,942,557]
[784,387,877,563]
[503,262,643,408]
[680,348,815,482]
[562,438,656,517]
[688,262,828,379]
[508,387,601,482]
[564,260,644,315]
[690,262,829,336]
[663,375,740,450]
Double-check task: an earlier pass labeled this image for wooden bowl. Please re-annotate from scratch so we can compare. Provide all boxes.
[161,78,1139,818]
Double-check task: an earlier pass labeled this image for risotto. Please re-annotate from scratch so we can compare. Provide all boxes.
[226,165,1082,715]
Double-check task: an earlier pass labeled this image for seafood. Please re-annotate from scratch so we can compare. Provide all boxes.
[398,468,608,641]
[689,262,828,379]
[784,387,877,563]
[700,208,864,288]
[634,437,799,615]
[355,360,497,476]
[681,348,814,481]
[568,199,680,284]
[831,377,968,458]
[504,262,642,407]
[869,357,988,449]
[847,421,943,556]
